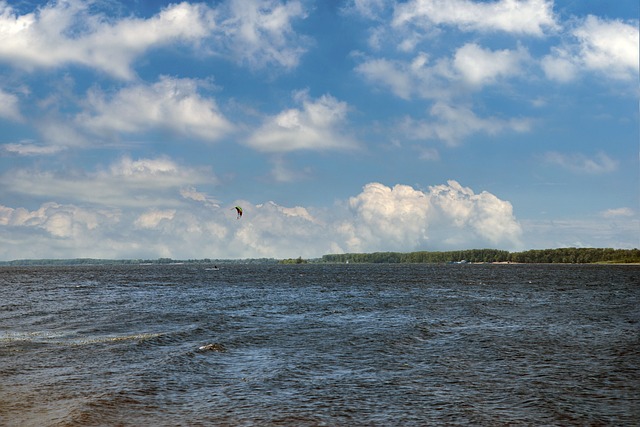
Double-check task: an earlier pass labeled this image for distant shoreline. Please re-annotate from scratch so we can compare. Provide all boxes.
[319,248,640,265]
[1,261,638,267]
[1,247,639,267]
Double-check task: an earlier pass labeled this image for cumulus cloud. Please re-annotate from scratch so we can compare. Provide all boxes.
[245,90,358,152]
[392,0,557,36]
[543,151,618,174]
[543,15,639,82]
[400,102,531,145]
[343,181,522,252]
[76,76,233,142]
[428,180,522,247]
[344,182,431,250]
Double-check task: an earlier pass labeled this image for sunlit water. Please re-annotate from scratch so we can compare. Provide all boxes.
[1,264,638,426]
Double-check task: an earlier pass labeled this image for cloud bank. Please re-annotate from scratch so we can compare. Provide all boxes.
[0,154,525,259]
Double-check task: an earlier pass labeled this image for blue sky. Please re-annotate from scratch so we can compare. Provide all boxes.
[0,0,638,260]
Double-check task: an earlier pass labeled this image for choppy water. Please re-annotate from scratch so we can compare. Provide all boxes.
[1,263,638,426]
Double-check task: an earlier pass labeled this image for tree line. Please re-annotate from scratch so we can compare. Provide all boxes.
[320,248,640,264]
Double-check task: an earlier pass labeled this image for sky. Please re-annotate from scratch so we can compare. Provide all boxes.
[0,0,638,260]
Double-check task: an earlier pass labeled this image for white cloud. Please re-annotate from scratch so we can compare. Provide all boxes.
[601,207,635,219]
[343,180,522,252]
[345,182,431,250]
[355,53,452,100]
[543,16,639,82]
[229,201,325,257]
[355,57,418,100]
[356,44,529,101]
[356,3,636,88]
[77,76,233,142]
[574,16,639,81]
[0,202,118,239]
[0,0,309,78]
[428,180,522,247]
[343,0,388,20]
[245,90,358,152]
[8,76,234,152]
[135,209,176,229]
[392,0,557,36]
[108,156,179,176]
[400,102,531,145]
[543,151,618,174]
[540,48,577,82]
[35,119,89,149]
[180,186,220,207]
[1,155,216,208]
[0,88,22,121]
[356,45,536,142]
[453,43,528,86]
[0,158,228,256]
[2,141,65,156]
[0,180,523,260]
[217,0,309,69]
[180,186,207,203]
[0,1,214,79]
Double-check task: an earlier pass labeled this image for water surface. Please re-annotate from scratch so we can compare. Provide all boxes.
[1,264,638,426]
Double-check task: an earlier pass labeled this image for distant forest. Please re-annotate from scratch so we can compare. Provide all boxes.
[320,248,640,264]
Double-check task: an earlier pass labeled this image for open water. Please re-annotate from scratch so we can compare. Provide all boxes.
[0,263,638,426]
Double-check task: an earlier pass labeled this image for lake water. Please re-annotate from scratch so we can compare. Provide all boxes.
[1,263,638,426]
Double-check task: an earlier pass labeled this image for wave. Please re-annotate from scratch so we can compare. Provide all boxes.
[0,330,166,347]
